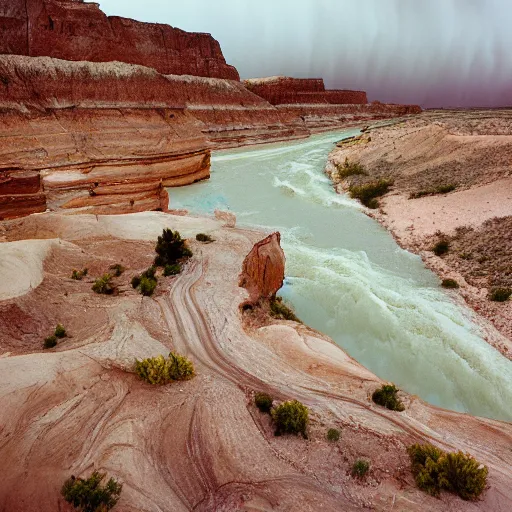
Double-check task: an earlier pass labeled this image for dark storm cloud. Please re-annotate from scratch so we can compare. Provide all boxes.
[99,0,512,107]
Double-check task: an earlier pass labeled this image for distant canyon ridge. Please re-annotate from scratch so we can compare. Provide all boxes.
[0,0,421,219]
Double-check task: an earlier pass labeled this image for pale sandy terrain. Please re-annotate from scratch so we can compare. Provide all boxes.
[0,210,511,511]
[328,110,512,354]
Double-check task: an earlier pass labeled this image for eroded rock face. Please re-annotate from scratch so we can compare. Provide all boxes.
[244,77,369,105]
[239,232,285,302]
[1,0,239,80]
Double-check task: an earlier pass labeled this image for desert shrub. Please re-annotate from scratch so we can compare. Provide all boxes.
[61,471,122,512]
[437,451,488,500]
[442,279,459,289]
[349,179,393,208]
[407,444,488,500]
[131,275,141,289]
[352,459,370,478]
[432,240,450,256]
[163,264,181,277]
[92,274,115,295]
[142,267,156,279]
[270,297,300,322]
[167,352,195,381]
[71,268,88,280]
[138,276,157,297]
[271,400,309,437]
[327,428,340,442]
[196,233,214,243]
[410,184,456,199]
[55,324,67,338]
[254,392,273,413]
[336,158,368,179]
[134,352,195,385]
[372,384,405,411]
[154,228,192,267]
[43,335,58,349]
[489,287,512,302]
[109,264,125,277]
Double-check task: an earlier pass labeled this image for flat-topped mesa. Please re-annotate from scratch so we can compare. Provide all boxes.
[0,0,239,80]
[244,76,368,105]
[239,232,285,303]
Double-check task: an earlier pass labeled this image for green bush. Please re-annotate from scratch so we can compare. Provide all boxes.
[92,274,115,295]
[254,392,273,413]
[407,444,488,500]
[61,471,122,512]
[167,352,195,381]
[489,287,512,302]
[352,459,370,478]
[270,297,300,322]
[336,158,368,179]
[164,264,181,277]
[55,324,67,338]
[327,428,340,442]
[349,179,393,208]
[71,268,88,280]
[372,384,405,411]
[142,267,156,279]
[43,335,58,349]
[196,233,214,243]
[432,240,450,256]
[442,279,459,289]
[134,352,195,385]
[109,264,125,277]
[271,400,309,437]
[154,229,192,267]
[139,276,157,297]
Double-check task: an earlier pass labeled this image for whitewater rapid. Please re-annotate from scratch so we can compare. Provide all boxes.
[168,130,512,422]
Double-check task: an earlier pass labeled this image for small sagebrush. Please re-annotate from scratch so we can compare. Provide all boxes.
[134,352,195,385]
[196,233,214,243]
[55,324,67,338]
[71,268,88,280]
[489,287,512,302]
[407,444,488,500]
[327,428,341,442]
[372,384,405,411]
[271,400,309,437]
[43,335,58,349]
[442,279,459,289]
[335,158,368,179]
[61,471,122,512]
[349,179,393,209]
[92,274,115,295]
[139,276,157,297]
[352,459,370,478]
[254,392,273,413]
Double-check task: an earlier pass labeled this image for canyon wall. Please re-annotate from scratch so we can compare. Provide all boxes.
[244,77,369,105]
[0,0,239,80]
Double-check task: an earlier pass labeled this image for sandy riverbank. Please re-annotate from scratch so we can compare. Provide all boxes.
[327,110,512,358]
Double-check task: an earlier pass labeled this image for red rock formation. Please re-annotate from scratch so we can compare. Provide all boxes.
[239,232,286,303]
[0,0,239,80]
[244,77,368,105]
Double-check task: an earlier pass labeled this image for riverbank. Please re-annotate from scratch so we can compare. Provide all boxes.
[1,209,512,511]
[327,110,512,358]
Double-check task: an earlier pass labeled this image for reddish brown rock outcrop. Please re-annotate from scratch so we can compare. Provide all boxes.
[0,0,239,80]
[239,232,285,302]
[244,77,369,105]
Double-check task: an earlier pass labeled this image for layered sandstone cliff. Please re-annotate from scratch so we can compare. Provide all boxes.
[0,0,239,80]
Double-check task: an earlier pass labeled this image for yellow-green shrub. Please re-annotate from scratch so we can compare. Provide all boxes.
[407,444,488,500]
[271,400,309,437]
[134,352,195,385]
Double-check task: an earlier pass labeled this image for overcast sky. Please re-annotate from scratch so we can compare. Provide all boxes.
[99,0,512,108]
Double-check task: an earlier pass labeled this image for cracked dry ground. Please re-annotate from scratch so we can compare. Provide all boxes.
[0,212,511,512]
